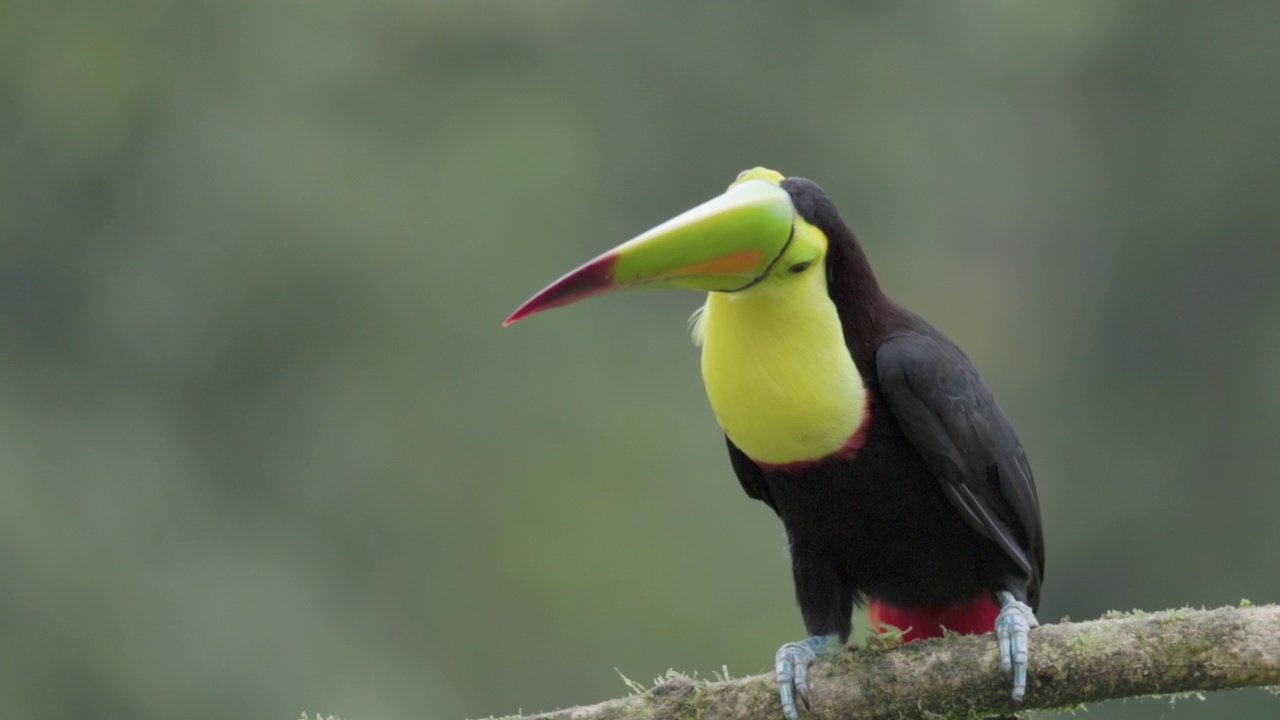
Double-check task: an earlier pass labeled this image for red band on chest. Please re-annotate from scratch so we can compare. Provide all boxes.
[751,404,871,474]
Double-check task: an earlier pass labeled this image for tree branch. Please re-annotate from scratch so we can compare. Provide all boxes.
[492,605,1280,720]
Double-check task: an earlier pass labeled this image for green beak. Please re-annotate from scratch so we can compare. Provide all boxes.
[504,174,795,326]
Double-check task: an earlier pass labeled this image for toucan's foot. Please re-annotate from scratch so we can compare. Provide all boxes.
[995,591,1039,707]
[774,634,837,720]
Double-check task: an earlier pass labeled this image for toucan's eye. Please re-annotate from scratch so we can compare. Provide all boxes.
[788,261,812,275]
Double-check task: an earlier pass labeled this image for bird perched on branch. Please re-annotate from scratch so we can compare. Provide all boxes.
[506,168,1045,719]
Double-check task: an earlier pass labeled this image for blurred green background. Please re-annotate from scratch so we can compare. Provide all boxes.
[2,1,1278,719]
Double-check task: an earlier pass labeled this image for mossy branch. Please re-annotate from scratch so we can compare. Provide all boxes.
[487,605,1280,720]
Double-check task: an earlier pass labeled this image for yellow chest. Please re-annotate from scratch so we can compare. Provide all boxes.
[695,274,868,466]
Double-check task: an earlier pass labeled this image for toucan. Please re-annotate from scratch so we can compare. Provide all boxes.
[505,168,1044,719]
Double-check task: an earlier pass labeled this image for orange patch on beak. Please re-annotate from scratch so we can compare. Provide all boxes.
[661,249,765,278]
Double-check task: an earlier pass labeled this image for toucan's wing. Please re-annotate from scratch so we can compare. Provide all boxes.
[876,330,1044,606]
[725,436,779,515]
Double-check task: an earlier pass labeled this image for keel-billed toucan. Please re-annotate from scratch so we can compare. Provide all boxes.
[506,168,1045,719]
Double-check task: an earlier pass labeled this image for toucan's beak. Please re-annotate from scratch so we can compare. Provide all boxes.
[504,173,795,326]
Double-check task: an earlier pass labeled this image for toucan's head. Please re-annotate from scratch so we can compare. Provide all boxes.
[504,168,842,325]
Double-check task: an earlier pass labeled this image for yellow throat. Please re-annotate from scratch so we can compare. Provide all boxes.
[692,220,868,466]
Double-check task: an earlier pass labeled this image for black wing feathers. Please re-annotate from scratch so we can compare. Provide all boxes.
[725,436,779,514]
[876,329,1044,606]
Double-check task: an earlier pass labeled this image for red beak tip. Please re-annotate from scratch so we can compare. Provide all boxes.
[502,308,530,327]
[503,253,619,329]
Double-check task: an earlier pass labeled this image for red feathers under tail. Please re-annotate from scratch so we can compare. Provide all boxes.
[867,596,1001,641]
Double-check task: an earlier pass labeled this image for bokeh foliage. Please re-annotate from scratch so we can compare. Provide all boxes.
[1,1,1278,719]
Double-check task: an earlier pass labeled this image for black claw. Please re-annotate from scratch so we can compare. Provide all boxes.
[798,685,810,711]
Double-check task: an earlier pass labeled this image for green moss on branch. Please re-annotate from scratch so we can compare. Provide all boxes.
[483,605,1280,720]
